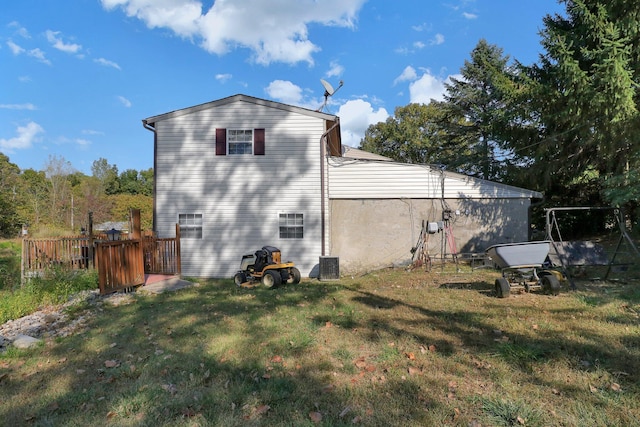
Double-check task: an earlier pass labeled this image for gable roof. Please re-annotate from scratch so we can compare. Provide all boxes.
[142,94,338,127]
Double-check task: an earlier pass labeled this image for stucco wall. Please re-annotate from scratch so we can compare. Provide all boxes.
[329,198,531,274]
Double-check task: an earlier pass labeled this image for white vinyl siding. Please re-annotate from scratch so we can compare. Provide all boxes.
[152,97,330,277]
[327,158,543,200]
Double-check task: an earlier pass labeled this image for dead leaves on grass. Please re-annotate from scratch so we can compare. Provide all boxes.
[243,404,270,420]
[104,360,120,368]
[309,411,322,423]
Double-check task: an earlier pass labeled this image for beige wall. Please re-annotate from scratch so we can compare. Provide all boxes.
[329,198,531,274]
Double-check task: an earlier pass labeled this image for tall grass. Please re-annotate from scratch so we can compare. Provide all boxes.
[0,240,21,291]
[0,239,98,323]
[0,267,98,323]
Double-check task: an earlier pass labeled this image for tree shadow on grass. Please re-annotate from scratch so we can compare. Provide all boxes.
[0,280,464,426]
[2,274,640,425]
[346,281,640,408]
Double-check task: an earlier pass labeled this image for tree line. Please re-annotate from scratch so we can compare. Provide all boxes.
[0,154,153,238]
[360,0,639,231]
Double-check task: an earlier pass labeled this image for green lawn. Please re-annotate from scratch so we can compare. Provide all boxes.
[1,266,639,426]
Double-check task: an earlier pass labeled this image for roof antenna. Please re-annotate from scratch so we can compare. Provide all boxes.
[318,79,344,112]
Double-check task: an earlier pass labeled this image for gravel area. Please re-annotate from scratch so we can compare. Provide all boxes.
[0,290,136,352]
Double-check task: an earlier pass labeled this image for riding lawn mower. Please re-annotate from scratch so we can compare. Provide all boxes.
[233,246,301,288]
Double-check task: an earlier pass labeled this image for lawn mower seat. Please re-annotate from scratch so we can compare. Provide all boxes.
[254,246,280,272]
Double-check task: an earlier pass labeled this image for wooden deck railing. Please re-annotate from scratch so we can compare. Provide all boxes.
[143,235,181,275]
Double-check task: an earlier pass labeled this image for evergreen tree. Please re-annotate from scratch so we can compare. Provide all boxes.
[443,39,520,181]
[524,0,640,209]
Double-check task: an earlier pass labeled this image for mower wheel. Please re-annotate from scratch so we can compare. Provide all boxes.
[262,270,281,288]
[234,272,246,287]
[287,267,301,285]
[542,274,561,295]
[495,277,510,298]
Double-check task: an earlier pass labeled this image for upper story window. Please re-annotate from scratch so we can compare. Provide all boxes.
[228,129,253,155]
[216,128,265,156]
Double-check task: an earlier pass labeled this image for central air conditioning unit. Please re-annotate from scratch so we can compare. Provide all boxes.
[319,256,339,281]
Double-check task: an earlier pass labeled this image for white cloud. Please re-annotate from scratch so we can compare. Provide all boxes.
[7,40,25,55]
[0,103,36,110]
[101,0,366,65]
[8,21,30,38]
[265,80,304,105]
[117,96,132,107]
[325,61,344,78]
[463,12,478,19]
[412,23,431,32]
[27,48,51,65]
[430,33,445,45]
[102,0,203,38]
[337,99,389,147]
[82,129,105,136]
[94,57,121,70]
[75,138,92,147]
[7,40,52,64]
[45,30,82,54]
[0,121,44,152]
[396,35,441,55]
[408,71,461,104]
[215,73,232,83]
[393,66,418,86]
[19,76,32,83]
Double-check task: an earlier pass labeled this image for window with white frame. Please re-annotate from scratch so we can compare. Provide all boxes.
[178,213,203,239]
[279,213,303,239]
[227,129,253,155]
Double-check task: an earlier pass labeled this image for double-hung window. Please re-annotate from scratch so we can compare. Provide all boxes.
[279,213,303,239]
[179,213,203,239]
[228,129,253,155]
[216,128,265,156]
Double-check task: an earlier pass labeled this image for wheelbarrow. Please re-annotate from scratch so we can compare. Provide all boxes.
[485,241,562,298]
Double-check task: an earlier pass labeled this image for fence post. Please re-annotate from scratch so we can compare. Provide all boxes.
[175,223,181,275]
[88,212,95,270]
[21,238,26,285]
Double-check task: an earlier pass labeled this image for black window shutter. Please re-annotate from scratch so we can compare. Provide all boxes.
[254,128,265,155]
[216,128,226,155]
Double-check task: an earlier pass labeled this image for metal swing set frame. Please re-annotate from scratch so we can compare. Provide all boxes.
[544,207,640,289]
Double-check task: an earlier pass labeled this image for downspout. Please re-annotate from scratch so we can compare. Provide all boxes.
[142,119,157,233]
[319,118,341,256]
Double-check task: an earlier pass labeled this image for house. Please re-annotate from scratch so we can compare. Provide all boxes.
[142,94,542,278]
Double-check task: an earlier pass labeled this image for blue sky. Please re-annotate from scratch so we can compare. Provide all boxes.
[2,0,564,175]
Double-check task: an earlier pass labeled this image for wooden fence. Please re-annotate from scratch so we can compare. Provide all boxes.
[22,236,92,275]
[95,239,145,294]
[22,225,181,294]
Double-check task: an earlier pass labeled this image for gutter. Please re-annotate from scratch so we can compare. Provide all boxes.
[142,120,157,232]
[319,118,341,256]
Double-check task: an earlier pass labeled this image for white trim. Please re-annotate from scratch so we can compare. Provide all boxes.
[227,128,254,155]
